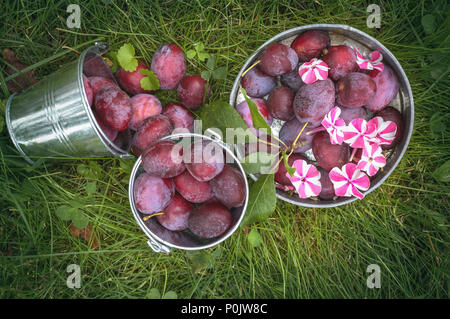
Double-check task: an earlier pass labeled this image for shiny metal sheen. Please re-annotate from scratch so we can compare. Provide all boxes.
[5,42,132,164]
[129,133,249,253]
[230,24,414,208]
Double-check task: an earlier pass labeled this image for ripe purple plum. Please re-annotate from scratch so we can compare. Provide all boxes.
[336,73,376,108]
[188,203,232,239]
[322,45,358,81]
[131,114,173,155]
[116,60,153,95]
[174,170,213,203]
[128,94,162,131]
[293,78,335,123]
[280,66,304,91]
[366,65,400,112]
[241,67,276,98]
[267,86,295,121]
[88,76,118,100]
[93,111,118,142]
[162,102,194,132]
[274,153,307,186]
[94,86,132,131]
[151,43,186,90]
[184,140,225,182]
[339,106,368,125]
[291,30,330,61]
[236,98,272,133]
[156,194,193,231]
[312,131,350,171]
[318,168,335,200]
[134,173,174,214]
[258,43,299,76]
[210,165,246,208]
[83,53,116,81]
[375,106,403,149]
[83,75,93,106]
[113,128,132,151]
[279,118,320,153]
[142,140,185,178]
[177,75,209,109]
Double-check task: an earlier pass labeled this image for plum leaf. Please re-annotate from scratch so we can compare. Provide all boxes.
[117,43,138,72]
[240,87,272,135]
[139,69,160,91]
[282,152,296,177]
[247,228,263,248]
[241,173,276,226]
[241,152,278,175]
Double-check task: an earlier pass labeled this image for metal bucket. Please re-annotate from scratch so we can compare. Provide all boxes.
[128,133,249,253]
[5,42,133,164]
[230,24,414,208]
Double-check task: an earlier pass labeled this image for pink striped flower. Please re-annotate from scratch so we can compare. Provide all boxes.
[298,58,329,84]
[367,116,397,146]
[329,163,370,200]
[356,142,386,176]
[321,106,346,145]
[355,49,384,72]
[286,159,322,198]
[343,118,378,149]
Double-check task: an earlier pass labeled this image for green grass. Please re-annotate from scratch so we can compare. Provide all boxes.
[0,0,449,298]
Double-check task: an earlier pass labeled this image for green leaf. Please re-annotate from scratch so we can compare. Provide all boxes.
[201,70,211,81]
[432,160,450,183]
[162,291,178,299]
[105,51,119,73]
[72,212,89,229]
[194,43,205,52]
[282,152,296,177]
[148,288,161,299]
[206,55,217,70]
[247,229,263,248]
[189,251,212,273]
[55,205,76,221]
[422,14,436,35]
[139,69,160,91]
[117,43,138,72]
[241,152,278,175]
[197,51,209,62]
[186,49,196,59]
[241,174,277,226]
[86,182,96,196]
[212,66,227,80]
[240,87,272,134]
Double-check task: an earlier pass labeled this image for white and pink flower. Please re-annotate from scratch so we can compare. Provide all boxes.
[321,106,346,145]
[343,118,378,149]
[298,58,329,84]
[355,49,385,72]
[286,159,322,199]
[329,163,370,200]
[356,142,386,176]
[367,116,397,146]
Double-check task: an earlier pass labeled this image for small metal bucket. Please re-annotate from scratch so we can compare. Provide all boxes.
[230,24,414,208]
[5,42,133,164]
[128,133,249,253]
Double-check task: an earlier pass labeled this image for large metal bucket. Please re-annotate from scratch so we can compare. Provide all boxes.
[129,133,249,253]
[5,42,133,164]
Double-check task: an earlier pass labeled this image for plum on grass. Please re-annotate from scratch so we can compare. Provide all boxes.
[312,131,350,171]
[128,94,162,131]
[116,60,154,95]
[281,66,304,91]
[88,76,118,100]
[274,153,307,186]
[318,167,335,200]
[94,86,131,131]
[162,102,194,132]
[241,67,276,98]
[184,140,224,182]
[375,106,403,149]
[134,173,174,214]
[131,114,173,155]
[151,43,186,90]
[291,30,330,61]
[258,43,299,76]
[210,165,246,208]
[279,118,320,153]
[177,75,209,109]
[83,75,93,106]
[156,194,193,231]
[174,170,213,203]
[339,106,368,124]
[336,73,376,108]
[236,98,272,133]
[293,78,335,123]
[322,45,358,81]
[267,86,295,121]
[142,140,185,178]
[366,65,400,112]
[188,203,232,239]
